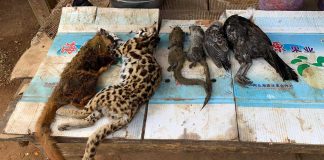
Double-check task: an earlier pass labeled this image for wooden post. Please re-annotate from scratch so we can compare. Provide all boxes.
[28,0,57,26]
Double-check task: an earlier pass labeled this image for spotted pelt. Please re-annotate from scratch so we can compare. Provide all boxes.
[56,24,162,160]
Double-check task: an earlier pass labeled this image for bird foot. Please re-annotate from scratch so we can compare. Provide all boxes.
[235,75,253,87]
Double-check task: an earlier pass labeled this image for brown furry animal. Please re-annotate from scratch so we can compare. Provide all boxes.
[56,23,162,160]
[35,29,118,160]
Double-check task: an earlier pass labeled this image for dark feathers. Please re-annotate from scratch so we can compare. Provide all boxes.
[223,15,298,85]
[203,22,231,71]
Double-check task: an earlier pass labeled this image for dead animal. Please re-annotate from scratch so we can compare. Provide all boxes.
[35,29,119,160]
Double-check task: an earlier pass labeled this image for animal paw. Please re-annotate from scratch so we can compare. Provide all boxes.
[189,62,196,69]
[58,124,70,131]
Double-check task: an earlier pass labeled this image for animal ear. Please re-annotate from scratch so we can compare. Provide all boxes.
[99,28,106,35]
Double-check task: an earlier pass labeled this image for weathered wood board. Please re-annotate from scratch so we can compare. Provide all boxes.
[4,7,159,140]
[222,10,324,144]
[4,7,324,148]
[11,33,53,80]
[145,104,237,140]
[144,20,237,140]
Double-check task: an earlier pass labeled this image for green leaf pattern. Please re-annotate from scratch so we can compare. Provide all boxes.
[297,56,308,60]
[291,59,302,64]
[291,56,324,76]
[317,56,324,64]
[297,64,310,76]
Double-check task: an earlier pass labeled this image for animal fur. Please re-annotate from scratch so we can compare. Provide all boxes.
[35,29,118,160]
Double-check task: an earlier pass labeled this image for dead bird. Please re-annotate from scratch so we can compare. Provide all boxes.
[223,15,298,86]
[203,21,231,71]
[186,25,212,109]
[35,29,118,160]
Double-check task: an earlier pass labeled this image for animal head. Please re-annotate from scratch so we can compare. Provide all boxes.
[135,22,158,38]
[209,21,223,29]
[169,26,184,38]
[208,22,229,53]
[172,26,182,32]
[224,15,249,43]
[98,28,120,48]
[116,23,160,57]
[189,25,204,36]
[224,22,237,42]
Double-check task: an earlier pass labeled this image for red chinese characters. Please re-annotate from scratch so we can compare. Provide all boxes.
[272,42,284,53]
[61,41,77,54]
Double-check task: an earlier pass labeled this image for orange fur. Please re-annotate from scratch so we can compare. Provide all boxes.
[35,30,117,160]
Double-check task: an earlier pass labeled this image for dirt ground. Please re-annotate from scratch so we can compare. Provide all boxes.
[0,0,323,160]
[0,0,44,159]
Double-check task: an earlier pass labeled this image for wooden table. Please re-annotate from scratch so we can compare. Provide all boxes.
[2,7,324,159]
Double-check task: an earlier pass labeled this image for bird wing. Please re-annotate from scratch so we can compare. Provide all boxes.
[203,38,230,71]
[237,16,272,45]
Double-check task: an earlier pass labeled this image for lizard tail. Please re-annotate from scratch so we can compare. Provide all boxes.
[200,60,212,110]
[35,98,65,160]
[174,61,211,109]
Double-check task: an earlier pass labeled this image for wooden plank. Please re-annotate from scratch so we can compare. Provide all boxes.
[237,107,324,144]
[162,0,208,10]
[300,154,324,160]
[58,7,159,33]
[226,10,324,145]
[223,10,324,33]
[90,0,110,7]
[4,8,160,140]
[208,0,258,10]
[0,81,31,141]
[51,105,146,139]
[62,151,300,160]
[14,79,31,97]
[160,10,223,20]
[28,0,51,26]
[4,101,146,139]
[4,102,43,135]
[11,33,53,80]
[145,19,236,140]
[144,104,237,140]
[55,140,324,155]
[45,0,58,9]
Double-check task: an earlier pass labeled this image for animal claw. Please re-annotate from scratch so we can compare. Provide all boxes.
[235,75,253,87]
[189,63,196,68]
[58,124,70,131]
